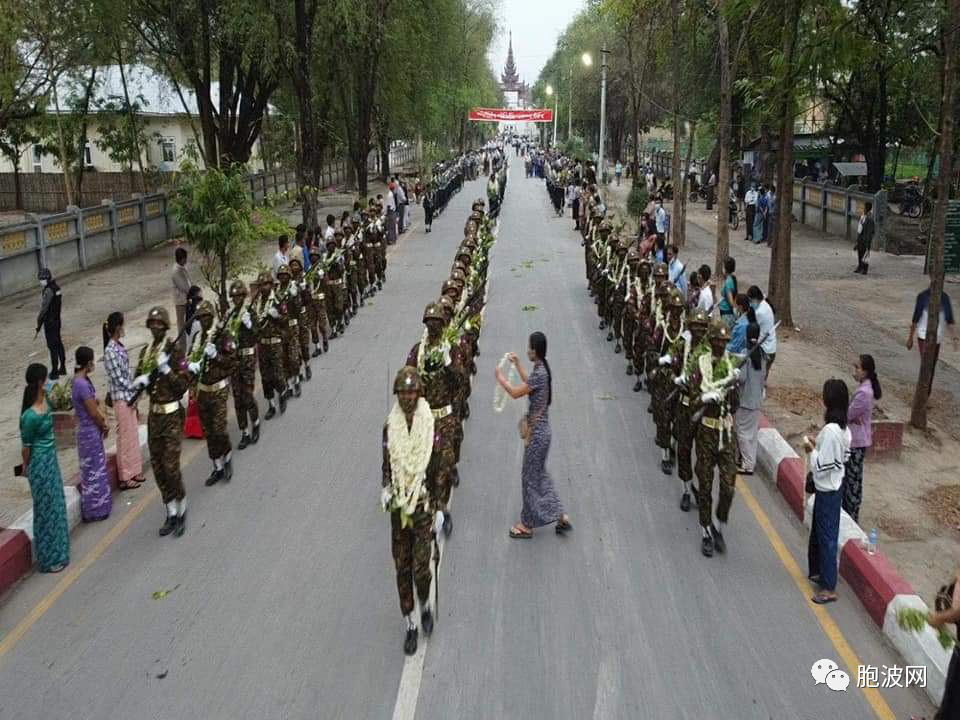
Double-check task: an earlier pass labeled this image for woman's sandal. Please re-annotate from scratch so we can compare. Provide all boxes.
[555,518,573,535]
[118,479,143,491]
[811,593,837,605]
[509,525,533,539]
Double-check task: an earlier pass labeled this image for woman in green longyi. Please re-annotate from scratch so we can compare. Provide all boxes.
[20,363,70,573]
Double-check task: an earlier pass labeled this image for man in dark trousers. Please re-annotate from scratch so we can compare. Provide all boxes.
[36,268,66,379]
[854,201,875,274]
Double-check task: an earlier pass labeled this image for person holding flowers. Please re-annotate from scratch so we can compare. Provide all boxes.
[381,366,441,656]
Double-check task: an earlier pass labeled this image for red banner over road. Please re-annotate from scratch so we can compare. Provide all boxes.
[468,108,554,123]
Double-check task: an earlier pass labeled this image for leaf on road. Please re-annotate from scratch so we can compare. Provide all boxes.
[521,305,538,312]
[152,584,181,600]
[596,393,617,401]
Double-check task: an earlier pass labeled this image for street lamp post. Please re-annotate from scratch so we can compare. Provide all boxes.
[567,66,573,141]
[598,44,609,184]
[545,84,557,148]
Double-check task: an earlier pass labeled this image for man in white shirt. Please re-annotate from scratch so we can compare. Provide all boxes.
[667,244,686,296]
[696,264,714,314]
[744,184,758,242]
[908,288,958,395]
[645,168,655,193]
[654,200,668,241]
[394,177,408,233]
[272,235,290,279]
[747,285,777,371]
[385,185,398,245]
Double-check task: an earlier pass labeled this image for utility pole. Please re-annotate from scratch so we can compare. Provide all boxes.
[552,90,558,147]
[598,43,609,183]
[568,66,573,141]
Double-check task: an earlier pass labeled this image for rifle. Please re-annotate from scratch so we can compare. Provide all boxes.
[129,330,186,405]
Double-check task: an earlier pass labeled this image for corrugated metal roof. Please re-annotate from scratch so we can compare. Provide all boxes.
[52,65,210,117]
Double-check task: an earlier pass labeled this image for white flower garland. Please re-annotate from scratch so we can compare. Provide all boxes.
[384,397,435,525]
[416,327,450,375]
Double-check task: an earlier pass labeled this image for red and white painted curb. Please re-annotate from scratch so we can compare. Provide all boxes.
[0,425,148,598]
[756,415,950,704]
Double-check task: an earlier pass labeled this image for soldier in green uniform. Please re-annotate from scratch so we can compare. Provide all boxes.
[652,287,685,474]
[673,308,710,511]
[382,366,442,655]
[346,233,362,314]
[692,319,739,557]
[307,247,329,356]
[276,264,303,398]
[622,247,641,374]
[255,271,288,418]
[186,300,236,486]
[132,306,189,537]
[643,263,671,397]
[608,237,630,350]
[289,259,313,381]
[362,213,379,298]
[632,257,654,391]
[228,280,260,450]
[407,302,463,538]
[323,236,345,338]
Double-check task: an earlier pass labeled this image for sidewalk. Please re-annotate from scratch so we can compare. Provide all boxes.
[0,179,400,530]
[604,181,960,605]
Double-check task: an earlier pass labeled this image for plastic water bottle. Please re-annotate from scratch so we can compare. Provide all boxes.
[867,528,878,555]
[493,354,518,413]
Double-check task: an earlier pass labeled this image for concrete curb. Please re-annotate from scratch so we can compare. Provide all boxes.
[0,426,148,598]
[756,413,948,705]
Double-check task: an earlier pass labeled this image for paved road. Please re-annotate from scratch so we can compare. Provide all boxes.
[0,161,934,719]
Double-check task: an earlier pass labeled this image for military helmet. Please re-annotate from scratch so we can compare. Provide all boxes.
[146,306,170,329]
[457,247,472,261]
[652,262,669,278]
[276,263,291,278]
[423,301,445,323]
[195,300,216,318]
[439,296,456,314]
[667,287,685,308]
[442,279,459,295]
[469,210,484,223]
[475,197,486,208]
[626,247,641,263]
[708,318,732,342]
[257,270,274,286]
[638,255,652,268]
[598,220,612,234]
[688,308,710,327]
[308,246,322,259]
[289,258,303,270]
[393,366,421,394]
[451,268,466,283]
[229,279,248,297]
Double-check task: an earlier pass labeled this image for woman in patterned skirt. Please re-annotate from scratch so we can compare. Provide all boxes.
[20,363,70,572]
[72,346,113,522]
[495,331,572,539]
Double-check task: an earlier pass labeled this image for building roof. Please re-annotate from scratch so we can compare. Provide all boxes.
[54,64,211,118]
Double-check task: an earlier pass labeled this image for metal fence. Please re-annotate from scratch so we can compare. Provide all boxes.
[0,145,416,298]
[639,150,885,249]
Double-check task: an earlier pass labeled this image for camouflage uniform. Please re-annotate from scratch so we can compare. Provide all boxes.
[631,263,653,391]
[228,280,260,448]
[407,303,463,531]
[693,320,739,556]
[255,272,288,417]
[651,288,685,474]
[289,259,313,380]
[276,265,303,394]
[189,302,236,475]
[622,249,641,374]
[138,307,189,536]
[674,309,710,510]
[609,239,631,351]
[307,248,329,355]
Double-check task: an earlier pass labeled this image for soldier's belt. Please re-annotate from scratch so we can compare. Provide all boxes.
[316,293,325,300]
[431,404,453,420]
[701,415,733,431]
[261,337,283,345]
[239,347,256,356]
[197,378,229,394]
[150,401,180,415]
[288,319,299,327]
[680,395,690,407]
[300,307,307,314]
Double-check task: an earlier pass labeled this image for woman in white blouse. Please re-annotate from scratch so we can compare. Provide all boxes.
[804,379,851,605]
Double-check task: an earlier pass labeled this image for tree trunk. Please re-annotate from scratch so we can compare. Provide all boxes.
[50,73,74,207]
[116,48,147,194]
[681,121,696,248]
[73,67,98,206]
[13,159,23,210]
[715,0,732,279]
[219,252,228,315]
[767,0,801,327]
[910,0,958,429]
[670,0,683,247]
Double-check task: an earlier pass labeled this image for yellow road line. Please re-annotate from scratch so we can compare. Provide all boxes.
[739,478,895,720]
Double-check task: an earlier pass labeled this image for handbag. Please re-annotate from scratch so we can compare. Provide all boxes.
[805,470,816,494]
[518,407,544,448]
[105,391,113,409]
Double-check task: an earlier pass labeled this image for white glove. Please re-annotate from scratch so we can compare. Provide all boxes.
[157,352,171,374]
[380,487,392,512]
[673,375,687,387]
[317,270,325,279]
[442,344,452,367]
[433,511,445,534]
[702,391,721,404]
[204,342,217,359]
[298,281,307,291]
[242,312,252,329]
[132,374,149,389]
[288,285,298,298]
[188,361,202,375]
[732,368,741,380]
[658,354,672,366]
[268,306,280,319]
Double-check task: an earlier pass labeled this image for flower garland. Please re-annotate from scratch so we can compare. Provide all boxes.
[187,327,208,363]
[384,397,435,527]
[416,327,450,376]
[136,340,162,376]
[699,350,733,395]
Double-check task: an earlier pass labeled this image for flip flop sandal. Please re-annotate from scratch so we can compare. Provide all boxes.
[509,527,533,539]
[555,520,573,535]
[118,480,143,491]
[811,594,837,605]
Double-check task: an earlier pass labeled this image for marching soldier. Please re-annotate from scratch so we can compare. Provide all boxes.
[229,280,261,449]
[652,287,685,475]
[186,300,236,486]
[307,246,330,356]
[255,271,288,418]
[407,302,463,538]
[381,366,442,656]
[289,259,314,381]
[692,319,740,557]
[622,247,641,374]
[674,308,710,511]
[606,237,630,347]
[276,264,304,397]
[131,306,189,537]
[632,257,654,391]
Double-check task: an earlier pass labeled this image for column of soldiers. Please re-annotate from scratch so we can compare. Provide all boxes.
[129,204,392,539]
[568,168,744,560]
[382,163,507,656]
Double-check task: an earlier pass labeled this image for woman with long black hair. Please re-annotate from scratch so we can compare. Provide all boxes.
[734,323,767,475]
[495,331,572,539]
[19,363,70,572]
[843,354,882,522]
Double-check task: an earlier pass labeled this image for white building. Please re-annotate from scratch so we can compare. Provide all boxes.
[0,64,267,175]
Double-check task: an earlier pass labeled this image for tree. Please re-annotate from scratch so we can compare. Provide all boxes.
[910,0,958,429]
[94,94,151,190]
[0,118,39,209]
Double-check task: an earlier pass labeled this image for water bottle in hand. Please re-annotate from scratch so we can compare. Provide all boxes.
[867,528,878,555]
